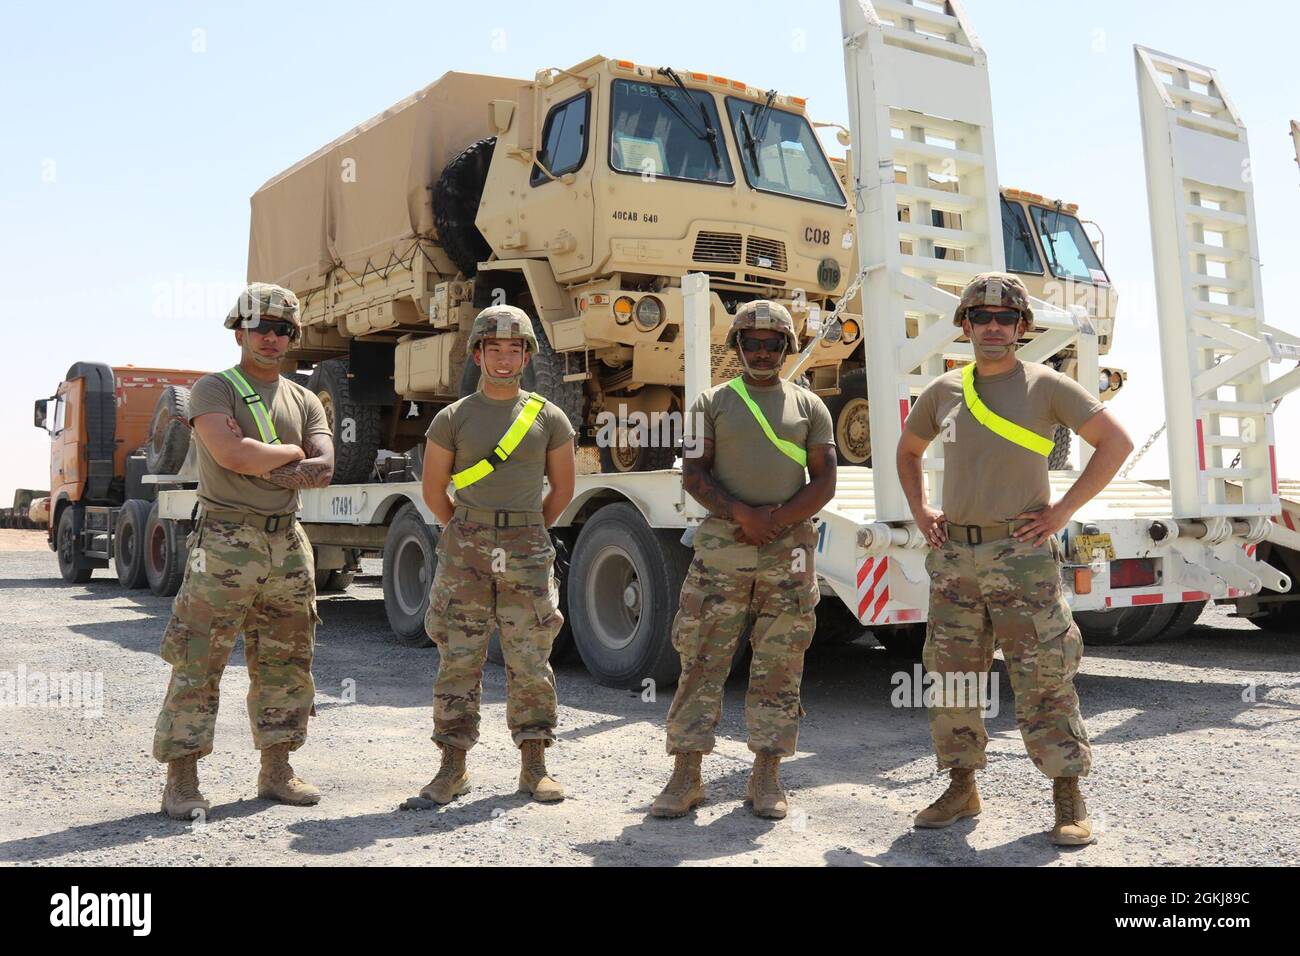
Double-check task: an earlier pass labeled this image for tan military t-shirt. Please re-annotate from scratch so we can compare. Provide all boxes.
[904,360,1105,526]
[427,390,576,512]
[188,371,332,516]
[692,379,834,507]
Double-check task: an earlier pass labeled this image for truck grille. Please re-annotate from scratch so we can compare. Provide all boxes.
[745,236,787,272]
[693,231,742,264]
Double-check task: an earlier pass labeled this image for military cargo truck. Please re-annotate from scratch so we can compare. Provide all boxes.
[247,58,862,482]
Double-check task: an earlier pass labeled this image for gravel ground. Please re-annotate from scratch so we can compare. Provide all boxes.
[1,528,1297,867]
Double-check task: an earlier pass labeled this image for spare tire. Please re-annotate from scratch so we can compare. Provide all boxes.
[433,136,496,277]
[146,385,192,475]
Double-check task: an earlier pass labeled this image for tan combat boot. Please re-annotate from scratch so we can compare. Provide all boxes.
[914,768,981,828]
[161,754,211,820]
[651,752,705,818]
[1050,776,1096,846]
[518,739,565,802]
[747,753,788,819]
[257,743,321,805]
[420,743,470,805]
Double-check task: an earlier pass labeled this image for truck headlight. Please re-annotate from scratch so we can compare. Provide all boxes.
[635,296,664,331]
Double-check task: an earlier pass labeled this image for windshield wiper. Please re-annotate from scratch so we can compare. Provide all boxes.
[655,67,722,168]
[1040,200,1065,275]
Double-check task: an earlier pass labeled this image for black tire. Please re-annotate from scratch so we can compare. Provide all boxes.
[1153,599,1208,641]
[433,137,497,277]
[315,568,356,592]
[113,499,151,589]
[382,503,439,647]
[486,533,575,666]
[146,385,192,475]
[1048,425,1071,471]
[567,503,689,689]
[813,596,864,646]
[1074,603,1179,646]
[56,506,93,584]
[307,358,382,484]
[874,623,927,658]
[144,501,188,597]
[824,368,871,466]
[598,441,678,474]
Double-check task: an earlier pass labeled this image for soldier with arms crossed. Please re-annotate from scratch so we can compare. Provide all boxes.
[154,283,334,819]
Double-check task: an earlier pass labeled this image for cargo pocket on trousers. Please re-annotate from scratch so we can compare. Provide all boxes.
[424,585,452,647]
[1033,617,1083,687]
[161,589,215,668]
[671,589,705,657]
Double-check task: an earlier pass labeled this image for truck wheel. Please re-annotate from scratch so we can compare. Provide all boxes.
[873,623,927,658]
[1048,425,1072,470]
[598,441,678,474]
[433,136,496,277]
[813,596,864,646]
[56,506,93,584]
[113,499,151,589]
[567,503,688,689]
[1074,603,1178,646]
[144,501,188,597]
[315,568,356,592]
[146,385,192,475]
[824,368,871,466]
[1153,599,1207,640]
[382,503,438,647]
[308,358,381,484]
[486,533,575,666]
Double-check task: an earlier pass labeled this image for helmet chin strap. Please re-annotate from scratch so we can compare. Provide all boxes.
[481,369,523,386]
[738,345,785,381]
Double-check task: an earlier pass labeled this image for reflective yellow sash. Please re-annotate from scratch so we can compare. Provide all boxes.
[726,378,808,468]
[452,394,548,489]
[219,367,281,445]
[960,363,1053,457]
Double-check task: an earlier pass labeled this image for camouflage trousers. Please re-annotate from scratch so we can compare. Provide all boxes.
[153,516,317,763]
[425,516,563,752]
[665,516,820,757]
[923,535,1092,778]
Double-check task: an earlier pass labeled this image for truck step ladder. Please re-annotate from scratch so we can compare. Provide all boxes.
[839,0,1099,523]
[1135,46,1300,520]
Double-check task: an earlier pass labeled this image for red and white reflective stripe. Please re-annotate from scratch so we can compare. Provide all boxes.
[1277,510,1298,532]
[1103,589,1222,608]
[856,555,889,622]
[898,398,910,430]
[1243,542,1257,558]
[1195,419,1207,470]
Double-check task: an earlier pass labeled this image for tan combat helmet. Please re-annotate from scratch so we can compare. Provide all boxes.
[725,299,799,354]
[466,304,539,353]
[953,272,1034,328]
[225,282,302,340]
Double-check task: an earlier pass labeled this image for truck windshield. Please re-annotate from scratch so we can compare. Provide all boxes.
[1030,205,1108,284]
[610,79,734,184]
[724,98,846,207]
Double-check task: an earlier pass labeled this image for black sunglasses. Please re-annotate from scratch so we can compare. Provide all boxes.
[244,319,296,338]
[739,335,786,354]
[967,309,1021,327]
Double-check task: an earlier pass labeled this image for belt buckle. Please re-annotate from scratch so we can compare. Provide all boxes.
[265,514,284,533]
[965,525,982,546]
[495,510,510,528]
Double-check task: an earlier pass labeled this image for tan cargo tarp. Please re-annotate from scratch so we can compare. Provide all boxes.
[247,70,527,292]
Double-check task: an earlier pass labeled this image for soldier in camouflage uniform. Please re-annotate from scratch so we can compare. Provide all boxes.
[897,272,1133,845]
[652,300,837,820]
[418,305,577,805]
[154,283,336,820]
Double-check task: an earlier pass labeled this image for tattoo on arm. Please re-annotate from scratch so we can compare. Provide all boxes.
[262,433,335,489]
[682,443,740,518]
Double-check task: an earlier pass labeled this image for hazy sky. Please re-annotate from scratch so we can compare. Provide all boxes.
[4,0,1298,504]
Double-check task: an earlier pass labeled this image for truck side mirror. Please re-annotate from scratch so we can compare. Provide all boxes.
[33,398,49,431]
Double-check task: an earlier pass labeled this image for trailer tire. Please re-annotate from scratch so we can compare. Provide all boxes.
[114,499,152,589]
[382,503,438,647]
[825,368,871,466]
[146,386,192,476]
[433,137,496,277]
[1152,599,1207,641]
[567,504,688,689]
[1048,425,1072,471]
[144,502,188,597]
[56,505,93,584]
[1074,603,1179,646]
[308,358,382,484]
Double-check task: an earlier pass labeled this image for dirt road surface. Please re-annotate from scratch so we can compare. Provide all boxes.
[2,532,1297,866]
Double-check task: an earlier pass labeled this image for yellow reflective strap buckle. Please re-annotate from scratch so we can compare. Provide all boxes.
[960,364,1054,457]
[726,378,808,468]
